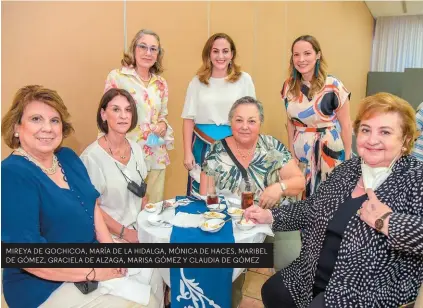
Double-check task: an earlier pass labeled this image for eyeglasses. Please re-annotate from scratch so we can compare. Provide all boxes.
[136,44,160,55]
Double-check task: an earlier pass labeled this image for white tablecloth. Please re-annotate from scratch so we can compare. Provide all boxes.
[137,200,273,287]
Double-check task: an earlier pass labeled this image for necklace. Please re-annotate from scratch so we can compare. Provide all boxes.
[235,141,254,161]
[138,72,152,85]
[15,147,58,175]
[104,135,127,159]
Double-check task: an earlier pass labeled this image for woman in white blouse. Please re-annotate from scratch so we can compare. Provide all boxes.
[81,88,148,243]
[182,33,256,196]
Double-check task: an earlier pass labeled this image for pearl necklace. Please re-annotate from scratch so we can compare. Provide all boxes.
[235,141,254,161]
[15,147,58,175]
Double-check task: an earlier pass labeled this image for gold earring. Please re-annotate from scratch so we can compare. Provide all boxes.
[14,132,19,137]
[402,146,407,152]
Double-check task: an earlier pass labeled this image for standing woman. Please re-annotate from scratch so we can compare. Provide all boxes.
[281,35,352,198]
[182,33,256,196]
[105,29,174,203]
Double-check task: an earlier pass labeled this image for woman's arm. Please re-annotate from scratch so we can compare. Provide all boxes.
[98,207,139,243]
[183,119,195,170]
[94,202,114,243]
[259,160,305,208]
[337,99,352,159]
[385,213,423,255]
[286,116,295,155]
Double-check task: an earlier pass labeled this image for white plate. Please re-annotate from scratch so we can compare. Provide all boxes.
[200,218,225,233]
[227,207,244,221]
[226,197,241,208]
[144,203,157,213]
[236,219,256,231]
[203,212,226,219]
[147,214,161,226]
[206,203,226,213]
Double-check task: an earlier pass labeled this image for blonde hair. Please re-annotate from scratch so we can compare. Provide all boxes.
[353,92,417,155]
[197,33,242,85]
[121,29,164,75]
[287,35,328,100]
[1,85,74,149]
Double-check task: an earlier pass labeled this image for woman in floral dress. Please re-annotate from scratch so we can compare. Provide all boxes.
[105,29,174,203]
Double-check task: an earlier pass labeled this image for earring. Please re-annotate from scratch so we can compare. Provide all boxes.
[402,146,407,152]
[292,68,298,80]
[314,59,320,78]
[14,132,19,138]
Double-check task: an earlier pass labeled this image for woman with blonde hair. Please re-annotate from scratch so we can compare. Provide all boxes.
[182,32,256,196]
[104,29,174,203]
[281,35,352,198]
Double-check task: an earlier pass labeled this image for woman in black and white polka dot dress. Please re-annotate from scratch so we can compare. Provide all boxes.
[246,93,423,308]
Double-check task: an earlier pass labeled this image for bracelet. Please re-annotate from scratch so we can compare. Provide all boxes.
[86,268,96,281]
[266,209,275,225]
[119,225,125,239]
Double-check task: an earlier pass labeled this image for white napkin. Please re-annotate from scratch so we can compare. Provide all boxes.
[98,268,152,305]
[188,164,201,183]
[170,212,205,228]
[232,221,274,237]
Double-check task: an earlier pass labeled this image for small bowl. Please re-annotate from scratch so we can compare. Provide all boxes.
[206,203,226,213]
[144,203,157,213]
[236,218,256,231]
[227,207,244,221]
[147,214,162,226]
[203,211,226,219]
[227,197,241,208]
[200,218,225,233]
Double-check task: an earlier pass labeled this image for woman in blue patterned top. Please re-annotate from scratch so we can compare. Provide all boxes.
[0,86,136,308]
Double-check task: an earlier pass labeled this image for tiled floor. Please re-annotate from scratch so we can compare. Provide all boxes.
[239,268,273,308]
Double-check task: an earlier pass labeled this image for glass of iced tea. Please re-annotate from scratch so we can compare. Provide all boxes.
[241,191,254,209]
[206,175,219,205]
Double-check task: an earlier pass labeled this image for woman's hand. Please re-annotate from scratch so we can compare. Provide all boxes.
[244,206,273,224]
[153,122,167,137]
[123,228,139,243]
[95,268,127,281]
[184,151,195,171]
[359,189,392,236]
[259,184,283,209]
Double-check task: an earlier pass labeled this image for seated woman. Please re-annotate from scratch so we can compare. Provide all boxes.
[1,85,130,308]
[81,88,148,243]
[246,93,423,307]
[200,96,305,308]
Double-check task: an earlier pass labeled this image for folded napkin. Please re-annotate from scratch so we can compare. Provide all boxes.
[98,268,152,305]
[170,212,205,228]
[232,221,274,237]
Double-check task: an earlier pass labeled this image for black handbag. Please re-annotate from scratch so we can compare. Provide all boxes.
[74,281,98,295]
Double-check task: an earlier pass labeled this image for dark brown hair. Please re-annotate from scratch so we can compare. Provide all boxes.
[1,85,74,149]
[97,88,138,134]
[287,35,328,99]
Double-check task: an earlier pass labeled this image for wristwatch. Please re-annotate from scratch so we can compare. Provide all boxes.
[375,211,393,232]
[279,182,287,193]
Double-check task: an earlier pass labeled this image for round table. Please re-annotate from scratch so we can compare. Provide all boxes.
[137,200,272,286]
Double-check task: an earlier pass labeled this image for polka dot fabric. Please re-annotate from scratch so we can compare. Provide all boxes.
[271,155,423,307]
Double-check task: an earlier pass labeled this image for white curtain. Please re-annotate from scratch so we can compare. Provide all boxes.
[371,15,423,72]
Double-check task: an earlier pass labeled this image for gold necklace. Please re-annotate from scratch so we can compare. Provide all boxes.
[235,141,254,161]
[139,73,151,86]
[15,147,58,175]
[104,136,127,159]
